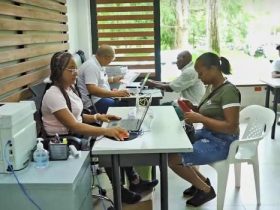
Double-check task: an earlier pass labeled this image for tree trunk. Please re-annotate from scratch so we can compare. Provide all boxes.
[175,0,190,49]
[207,0,220,53]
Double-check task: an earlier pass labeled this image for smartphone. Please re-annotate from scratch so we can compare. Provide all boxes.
[177,99,192,112]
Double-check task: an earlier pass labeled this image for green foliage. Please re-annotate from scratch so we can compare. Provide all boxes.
[219,0,251,49]
[160,0,176,49]
[188,1,206,49]
[160,0,251,51]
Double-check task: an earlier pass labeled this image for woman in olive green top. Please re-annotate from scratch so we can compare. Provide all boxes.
[168,52,241,207]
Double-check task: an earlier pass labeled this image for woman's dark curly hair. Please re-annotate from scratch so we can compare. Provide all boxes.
[50,52,74,111]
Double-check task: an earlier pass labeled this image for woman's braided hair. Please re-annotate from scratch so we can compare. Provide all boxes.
[50,52,73,112]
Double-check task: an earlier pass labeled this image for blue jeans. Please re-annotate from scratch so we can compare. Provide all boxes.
[93,98,128,114]
[181,128,238,166]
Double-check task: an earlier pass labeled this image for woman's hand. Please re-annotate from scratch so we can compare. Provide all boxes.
[105,127,129,141]
[181,99,194,109]
[184,112,204,124]
[97,114,121,122]
[180,99,199,112]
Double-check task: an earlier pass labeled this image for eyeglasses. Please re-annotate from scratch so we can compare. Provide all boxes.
[66,68,78,75]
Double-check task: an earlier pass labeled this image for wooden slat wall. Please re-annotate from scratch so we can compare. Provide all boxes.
[0,0,68,102]
[95,0,155,72]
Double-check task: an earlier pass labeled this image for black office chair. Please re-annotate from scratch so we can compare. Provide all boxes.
[74,50,115,209]
[29,81,114,210]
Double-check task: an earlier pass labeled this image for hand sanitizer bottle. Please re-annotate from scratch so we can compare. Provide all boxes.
[33,138,49,169]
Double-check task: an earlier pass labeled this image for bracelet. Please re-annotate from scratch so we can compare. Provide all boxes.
[93,114,99,121]
[96,113,101,121]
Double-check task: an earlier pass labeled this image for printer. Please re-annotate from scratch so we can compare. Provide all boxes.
[0,101,37,173]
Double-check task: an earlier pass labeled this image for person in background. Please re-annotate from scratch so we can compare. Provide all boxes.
[41,52,158,204]
[168,52,241,207]
[77,45,130,114]
[146,50,205,120]
[271,45,280,78]
[270,45,280,125]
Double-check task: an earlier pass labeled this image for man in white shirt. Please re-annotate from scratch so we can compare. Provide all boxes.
[270,44,280,125]
[272,45,280,78]
[77,45,130,114]
[146,50,205,120]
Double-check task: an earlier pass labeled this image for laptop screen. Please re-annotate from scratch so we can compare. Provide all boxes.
[107,94,152,132]
[138,73,151,93]
[135,94,152,130]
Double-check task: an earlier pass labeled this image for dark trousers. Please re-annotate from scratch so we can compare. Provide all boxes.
[105,167,138,185]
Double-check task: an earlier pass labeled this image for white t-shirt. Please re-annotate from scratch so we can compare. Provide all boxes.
[169,62,205,104]
[272,59,280,72]
[41,86,83,136]
[77,56,111,108]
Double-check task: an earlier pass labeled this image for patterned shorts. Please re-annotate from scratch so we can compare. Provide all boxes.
[181,128,238,166]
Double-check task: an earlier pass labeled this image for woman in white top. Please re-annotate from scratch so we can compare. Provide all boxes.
[41,52,158,204]
[41,52,128,140]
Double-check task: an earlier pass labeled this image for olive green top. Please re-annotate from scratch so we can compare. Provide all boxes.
[199,81,241,121]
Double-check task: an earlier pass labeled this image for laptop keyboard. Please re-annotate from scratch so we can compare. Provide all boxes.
[127,88,138,95]
[108,119,140,131]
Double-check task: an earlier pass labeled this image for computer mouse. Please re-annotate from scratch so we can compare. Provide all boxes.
[105,135,129,141]
[105,130,140,141]
[120,133,129,140]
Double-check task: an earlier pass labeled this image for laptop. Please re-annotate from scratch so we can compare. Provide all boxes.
[127,73,151,95]
[107,95,152,132]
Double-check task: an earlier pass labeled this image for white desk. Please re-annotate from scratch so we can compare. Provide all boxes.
[260,78,280,139]
[92,106,193,210]
[0,152,92,210]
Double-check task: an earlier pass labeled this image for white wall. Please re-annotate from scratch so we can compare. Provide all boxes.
[66,0,78,53]
[77,0,92,59]
[66,0,92,59]
[238,86,266,107]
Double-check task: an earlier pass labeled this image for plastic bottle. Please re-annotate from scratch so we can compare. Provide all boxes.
[33,138,49,169]
[146,109,154,129]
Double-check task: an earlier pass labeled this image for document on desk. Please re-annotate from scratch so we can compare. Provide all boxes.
[121,71,140,86]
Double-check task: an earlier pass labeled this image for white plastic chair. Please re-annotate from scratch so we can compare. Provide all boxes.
[209,105,275,210]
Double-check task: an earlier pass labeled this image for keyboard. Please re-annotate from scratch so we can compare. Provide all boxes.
[108,119,140,131]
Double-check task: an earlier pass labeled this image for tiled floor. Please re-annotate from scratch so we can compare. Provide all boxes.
[93,131,280,210]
